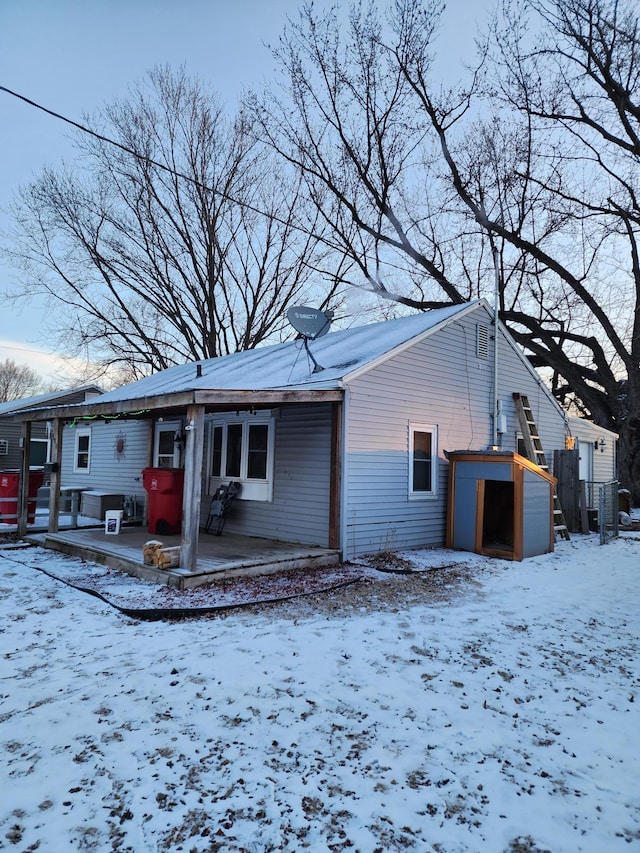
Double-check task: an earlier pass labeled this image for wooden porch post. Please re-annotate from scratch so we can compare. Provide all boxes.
[329,400,343,551]
[180,404,205,573]
[142,419,155,526]
[48,418,64,533]
[17,420,32,537]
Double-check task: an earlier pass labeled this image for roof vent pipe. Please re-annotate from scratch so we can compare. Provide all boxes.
[196,364,202,378]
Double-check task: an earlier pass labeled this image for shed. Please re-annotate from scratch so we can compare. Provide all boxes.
[446,450,556,561]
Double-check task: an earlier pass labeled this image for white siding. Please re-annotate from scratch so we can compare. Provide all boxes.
[60,420,149,503]
[568,417,618,483]
[343,305,568,558]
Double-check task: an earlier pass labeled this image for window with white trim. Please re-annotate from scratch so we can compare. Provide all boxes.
[154,421,182,468]
[208,414,275,501]
[0,439,8,456]
[409,423,437,498]
[73,428,91,473]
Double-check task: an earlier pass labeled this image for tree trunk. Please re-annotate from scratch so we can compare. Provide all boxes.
[617,415,640,506]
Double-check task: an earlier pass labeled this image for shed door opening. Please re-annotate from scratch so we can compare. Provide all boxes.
[482,480,514,551]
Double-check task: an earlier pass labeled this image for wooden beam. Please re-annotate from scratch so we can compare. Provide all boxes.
[48,419,64,533]
[17,421,32,537]
[17,388,344,422]
[194,389,343,405]
[180,405,205,573]
[143,420,155,527]
[13,393,196,423]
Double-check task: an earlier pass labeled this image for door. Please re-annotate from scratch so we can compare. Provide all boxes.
[153,421,182,468]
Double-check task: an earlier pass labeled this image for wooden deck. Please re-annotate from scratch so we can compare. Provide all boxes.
[25,524,341,590]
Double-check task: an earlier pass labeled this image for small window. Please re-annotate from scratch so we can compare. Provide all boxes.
[409,423,437,498]
[74,429,91,473]
[154,421,182,468]
[247,424,268,479]
[0,439,8,456]
[30,438,48,466]
[225,423,243,478]
[211,425,223,477]
[476,323,489,359]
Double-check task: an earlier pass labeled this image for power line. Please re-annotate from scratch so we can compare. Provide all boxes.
[0,84,424,300]
[0,83,300,234]
[0,340,56,356]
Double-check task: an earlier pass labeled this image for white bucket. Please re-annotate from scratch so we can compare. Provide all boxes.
[105,509,123,535]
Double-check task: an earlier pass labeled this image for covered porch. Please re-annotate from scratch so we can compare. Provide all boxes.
[26,524,341,590]
[15,384,345,580]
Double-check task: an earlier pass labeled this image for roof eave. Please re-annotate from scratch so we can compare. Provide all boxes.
[17,388,344,422]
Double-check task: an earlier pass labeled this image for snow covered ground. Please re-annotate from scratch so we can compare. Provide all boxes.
[1,529,639,852]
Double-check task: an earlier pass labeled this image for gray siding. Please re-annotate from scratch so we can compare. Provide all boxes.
[0,419,48,470]
[60,420,149,503]
[200,404,332,547]
[522,472,553,558]
[343,305,568,558]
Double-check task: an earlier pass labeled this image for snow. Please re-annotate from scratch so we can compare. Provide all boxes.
[71,301,477,405]
[1,528,639,852]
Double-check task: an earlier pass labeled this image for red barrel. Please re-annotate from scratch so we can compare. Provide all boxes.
[0,470,45,525]
[142,467,184,535]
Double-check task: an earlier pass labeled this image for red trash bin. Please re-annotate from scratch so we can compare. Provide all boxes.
[0,470,45,525]
[142,467,185,535]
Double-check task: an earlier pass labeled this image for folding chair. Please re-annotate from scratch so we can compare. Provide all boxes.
[205,481,240,535]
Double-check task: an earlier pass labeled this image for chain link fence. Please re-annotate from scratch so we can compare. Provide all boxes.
[598,480,619,545]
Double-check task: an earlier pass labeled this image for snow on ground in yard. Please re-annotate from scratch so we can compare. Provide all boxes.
[1,530,639,852]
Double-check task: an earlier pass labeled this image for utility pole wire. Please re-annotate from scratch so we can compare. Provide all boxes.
[0,84,301,234]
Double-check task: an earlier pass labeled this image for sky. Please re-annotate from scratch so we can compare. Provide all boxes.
[1,524,639,849]
[0,0,481,385]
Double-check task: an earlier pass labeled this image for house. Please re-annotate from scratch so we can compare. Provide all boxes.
[14,299,617,573]
[0,386,102,470]
[567,416,618,491]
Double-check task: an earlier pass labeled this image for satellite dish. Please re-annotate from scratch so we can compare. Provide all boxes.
[287,306,332,340]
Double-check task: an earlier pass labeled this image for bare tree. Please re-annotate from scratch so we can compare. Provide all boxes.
[5,66,344,378]
[0,358,41,402]
[255,0,640,499]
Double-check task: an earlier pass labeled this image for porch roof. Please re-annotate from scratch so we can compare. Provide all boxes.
[18,301,481,423]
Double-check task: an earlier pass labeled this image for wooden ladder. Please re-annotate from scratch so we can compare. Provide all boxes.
[513,392,570,541]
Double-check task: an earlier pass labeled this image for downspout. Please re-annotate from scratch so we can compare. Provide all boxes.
[491,242,501,449]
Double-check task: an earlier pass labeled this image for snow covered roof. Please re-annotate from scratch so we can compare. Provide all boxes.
[14,302,489,421]
[0,385,102,417]
[91,301,483,406]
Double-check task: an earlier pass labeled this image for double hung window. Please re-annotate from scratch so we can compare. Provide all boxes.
[154,422,182,468]
[409,423,437,498]
[73,428,91,473]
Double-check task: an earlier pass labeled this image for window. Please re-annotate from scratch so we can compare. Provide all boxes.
[154,421,182,468]
[74,428,91,473]
[30,439,48,466]
[409,423,437,498]
[208,414,275,501]
[0,439,8,456]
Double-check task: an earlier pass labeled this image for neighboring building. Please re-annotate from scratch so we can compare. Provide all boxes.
[0,386,102,470]
[567,416,618,489]
[17,300,618,567]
